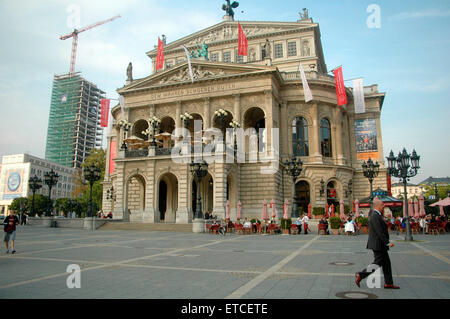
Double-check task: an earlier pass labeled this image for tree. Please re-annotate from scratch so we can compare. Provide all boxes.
[10,197,29,215]
[424,184,450,201]
[72,148,106,213]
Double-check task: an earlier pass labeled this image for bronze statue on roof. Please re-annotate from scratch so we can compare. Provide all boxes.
[222,0,239,20]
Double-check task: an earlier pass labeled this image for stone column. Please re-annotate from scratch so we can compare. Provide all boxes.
[204,98,211,129]
[176,101,182,129]
[149,104,155,117]
[334,107,344,165]
[144,160,159,223]
[233,94,241,123]
[176,165,191,224]
[310,103,322,163]
[113,161,125,220]
[280,101,289,156]
[212,163,226,219]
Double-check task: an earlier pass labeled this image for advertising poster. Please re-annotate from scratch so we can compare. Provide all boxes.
[354,118,378,160]
[3,168,25,200]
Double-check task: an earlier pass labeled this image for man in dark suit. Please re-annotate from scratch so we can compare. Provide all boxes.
[355,197,399,289]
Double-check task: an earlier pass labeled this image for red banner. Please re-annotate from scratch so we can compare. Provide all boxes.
[333,66,347,106]
[156,37,165,70]
[100,99,110,128]
[238,23,248,56]
[109,140,117,175]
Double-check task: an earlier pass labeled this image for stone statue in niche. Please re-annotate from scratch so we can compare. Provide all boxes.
[264,39,271,59]
[302,41,311,56]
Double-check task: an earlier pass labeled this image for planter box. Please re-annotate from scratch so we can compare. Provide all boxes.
[331,229,339,235]
[282,229,290,235]
[314,215,324,220]
[360,226,369,234]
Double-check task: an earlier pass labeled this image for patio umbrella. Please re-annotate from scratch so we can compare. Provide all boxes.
[331,204,335,218]
[325,203,329,218]
[283,200,289,220]
[440,205,445,217]
[270,199,276,219]
[339,199,345,220]
[408,199,414,217]
[124,135,144,144]
[355,199,360,218]
[308,203,312,219]
[414,199,419,219]
[352,201,356,213]
[226,200,230,220]
[237,201,242,221]
[262,200,268,220]
[430,197,450,207]
[419,194,426,217]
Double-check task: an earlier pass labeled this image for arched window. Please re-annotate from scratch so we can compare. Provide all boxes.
[320,118,332,157]
[292,117,309,156]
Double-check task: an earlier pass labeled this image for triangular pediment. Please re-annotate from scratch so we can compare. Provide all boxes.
[146,20,317,56]
[119,60,276,94]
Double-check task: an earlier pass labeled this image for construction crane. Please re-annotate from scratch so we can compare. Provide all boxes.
[60,14,121,75]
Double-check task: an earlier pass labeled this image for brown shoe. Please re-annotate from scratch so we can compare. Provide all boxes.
[355,273,362,288]
[384,284,400,289]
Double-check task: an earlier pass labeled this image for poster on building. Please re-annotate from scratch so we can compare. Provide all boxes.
[354,118,378,160]
[2,168,26,200]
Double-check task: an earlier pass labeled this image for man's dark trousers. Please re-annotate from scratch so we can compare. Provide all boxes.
[358,249,393,285]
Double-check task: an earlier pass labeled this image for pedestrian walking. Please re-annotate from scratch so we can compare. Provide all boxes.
[20,213,27,225]
[3,210,20,254]
[355,197,399,289]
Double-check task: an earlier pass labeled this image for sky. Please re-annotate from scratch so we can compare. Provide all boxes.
[0,0,449,184]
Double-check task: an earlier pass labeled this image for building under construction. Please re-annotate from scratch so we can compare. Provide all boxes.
[45,73,105,169]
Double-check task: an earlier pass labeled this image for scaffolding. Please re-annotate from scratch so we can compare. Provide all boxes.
[45,73,105,169]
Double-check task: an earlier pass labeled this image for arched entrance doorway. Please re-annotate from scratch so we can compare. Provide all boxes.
[158,173,178,223]
[295,181,310,215]
[244,107,266,152]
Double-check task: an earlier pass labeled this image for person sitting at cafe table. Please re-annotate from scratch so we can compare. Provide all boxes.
[293,217,302,234]
[243,217,252,230]
[319,217,329,235]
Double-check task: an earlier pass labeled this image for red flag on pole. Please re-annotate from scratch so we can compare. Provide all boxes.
[156,37,165,70]
[100,99,110,128]
[238,23,248,56]
[333,66,347,106]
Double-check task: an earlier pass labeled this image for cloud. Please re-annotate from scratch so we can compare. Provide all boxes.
[390,8,450,21]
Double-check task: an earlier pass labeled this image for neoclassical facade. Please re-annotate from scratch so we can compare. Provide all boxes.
[102,14,388,223]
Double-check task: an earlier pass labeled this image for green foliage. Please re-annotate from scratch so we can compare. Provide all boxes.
[28,194,49,216]
[329,216,341,229]
[280,218,292,230]
[424,184,450,200]
[73,148,106,211]
[10,197,29,214]
[250,219,256,224]
[313,207,325,215]
[355,216,368,227]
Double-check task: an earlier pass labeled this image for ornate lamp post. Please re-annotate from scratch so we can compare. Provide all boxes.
[180,112,193,129]
[386,148,420,241]
[83,163,102,218]
[283,156,303,218]
[44,169,59,217]
[229,120,241,153]
[214,109,228,132]
[434,183,439,201]
[28,175,43,217]
[190,161,209,220]
[149,116,162,147]
[118,119,132,150]
[362,158,380,212]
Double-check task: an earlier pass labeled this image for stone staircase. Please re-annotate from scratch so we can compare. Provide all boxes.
[98,222,193,232]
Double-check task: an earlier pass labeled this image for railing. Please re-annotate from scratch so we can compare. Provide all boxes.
[125,149,149,158]
[280,71,335,84]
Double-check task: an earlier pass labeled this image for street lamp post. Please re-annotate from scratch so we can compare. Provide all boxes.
[229,120,241,154]
[83,163,102,218]
[283,156,303,218]
[214,109,228,132]
[118,120,132,150]
[362,158,380,212]
[149,116,162,147]
[180,112,193,129]
[190,161,209,220]
[28,175,43,217]
[434,183,439,201]
[386,148,420,242]
[44,169,59,217]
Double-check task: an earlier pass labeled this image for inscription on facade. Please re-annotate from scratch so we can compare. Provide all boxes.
[148,83,237,101]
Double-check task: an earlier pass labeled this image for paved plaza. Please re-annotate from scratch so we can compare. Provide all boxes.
[0,225,449,299]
